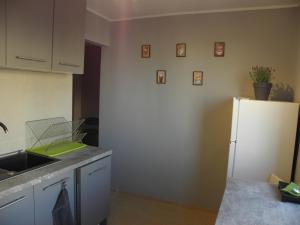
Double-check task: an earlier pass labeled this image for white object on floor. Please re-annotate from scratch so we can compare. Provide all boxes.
[268,174,284,185]
[227,98,299,182]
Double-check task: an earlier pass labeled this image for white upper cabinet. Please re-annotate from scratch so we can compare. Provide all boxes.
[52,0,86,74]
[0,0,5,67]
[6,0,53,71]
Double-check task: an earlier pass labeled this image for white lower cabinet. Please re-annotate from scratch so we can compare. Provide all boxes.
[77,156,111,225]
[34,170,75,225]
[0,186,34,225]
[0,156,111,225]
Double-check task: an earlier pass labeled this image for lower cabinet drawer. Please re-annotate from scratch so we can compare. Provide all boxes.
[0,186,34,225]
[34,170,75,225]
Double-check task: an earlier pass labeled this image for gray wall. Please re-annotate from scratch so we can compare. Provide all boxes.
[295,8,300,102]
[294,7,300,183]
[100,8,299,209]
[85,10,111,46]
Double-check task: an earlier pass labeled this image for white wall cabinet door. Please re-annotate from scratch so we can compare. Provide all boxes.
[6,0,53,71]
[0,0,5,67]
[52,0,86,74]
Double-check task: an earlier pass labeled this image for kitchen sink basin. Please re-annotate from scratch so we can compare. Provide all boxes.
[0,151,58,181]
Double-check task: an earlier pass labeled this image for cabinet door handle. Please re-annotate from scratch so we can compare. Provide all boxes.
[43,177,70,191]
[16,56,47,63]
[88,166,106,176]
[0,196,26,210]
[59,62,80,68]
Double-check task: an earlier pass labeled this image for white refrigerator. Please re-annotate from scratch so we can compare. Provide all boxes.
[227,98,299,182]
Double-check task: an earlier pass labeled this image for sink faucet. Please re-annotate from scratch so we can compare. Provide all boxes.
[0,122,8,134]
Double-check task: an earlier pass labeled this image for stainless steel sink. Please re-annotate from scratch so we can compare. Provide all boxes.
[0,151,59,181]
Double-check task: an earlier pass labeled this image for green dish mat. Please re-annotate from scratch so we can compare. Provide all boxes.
[26,142,87,157]
[281,182,300,197]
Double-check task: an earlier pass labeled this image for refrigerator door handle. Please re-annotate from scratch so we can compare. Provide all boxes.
[227,141,237,178]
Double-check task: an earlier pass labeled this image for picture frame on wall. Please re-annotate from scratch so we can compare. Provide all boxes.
[141,44,151,58]
[193,71,203,86]
[176,43,186,57]
[156,70,167,84]
[214,42,225,57]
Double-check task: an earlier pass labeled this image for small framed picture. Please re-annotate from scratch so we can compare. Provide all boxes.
[141,44,151,58]
[193,71,203,86]
[156,70,167,84]
[176,43,186,57]
[214,42,225,57]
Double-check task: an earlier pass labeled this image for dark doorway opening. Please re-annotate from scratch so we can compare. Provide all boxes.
[73,42,101,147]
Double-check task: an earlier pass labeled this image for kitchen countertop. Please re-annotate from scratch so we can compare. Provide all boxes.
[0,146,112,199]
[215,178,300,225]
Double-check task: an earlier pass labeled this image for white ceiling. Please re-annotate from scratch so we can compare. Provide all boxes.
[87,0,300,21]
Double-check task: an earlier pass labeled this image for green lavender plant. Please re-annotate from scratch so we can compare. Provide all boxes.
[249,66,275,83]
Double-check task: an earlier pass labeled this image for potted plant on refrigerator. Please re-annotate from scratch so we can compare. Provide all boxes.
[250,66,275,100]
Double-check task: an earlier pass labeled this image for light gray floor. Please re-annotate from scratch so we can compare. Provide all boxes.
[108,192,216,225]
